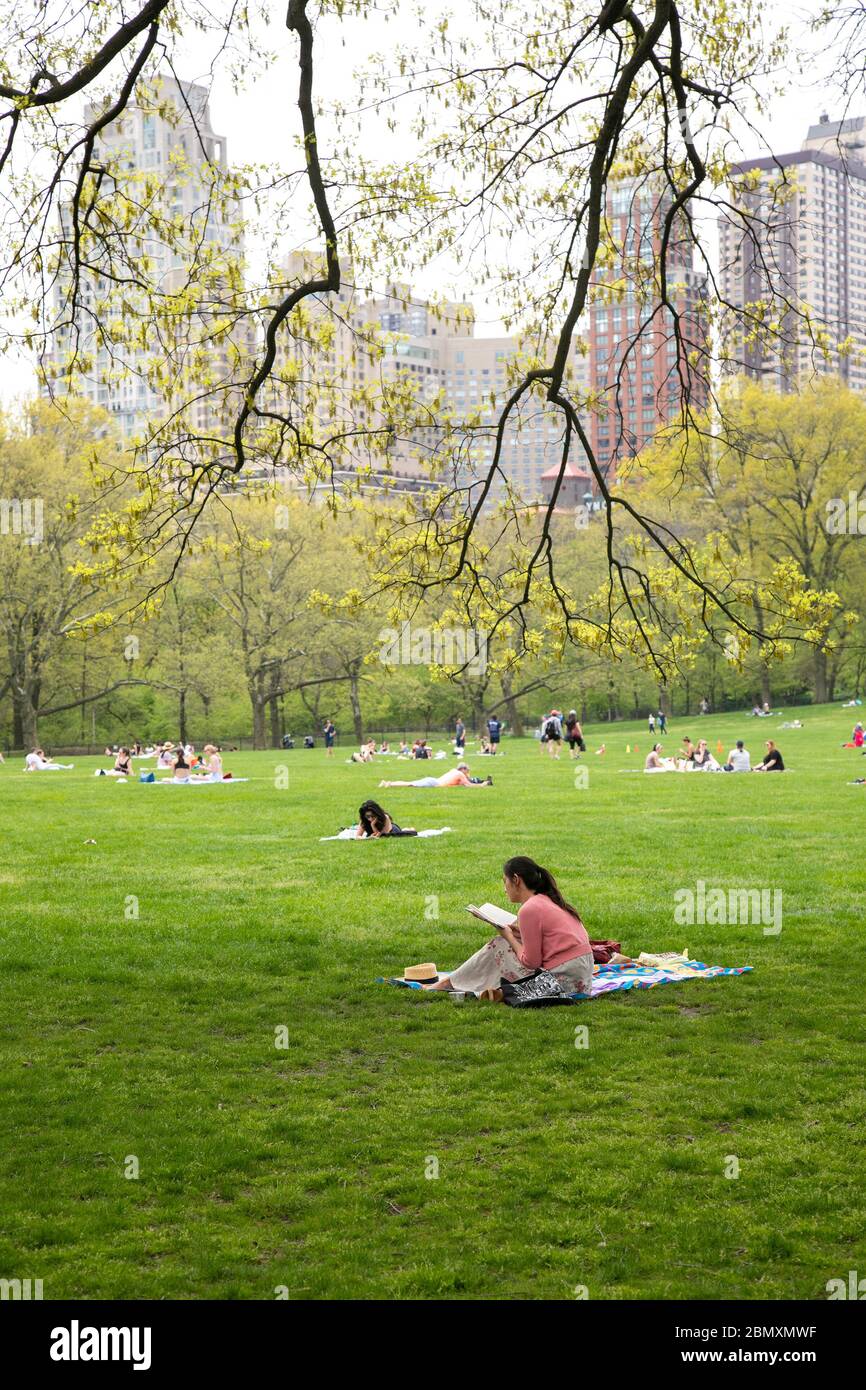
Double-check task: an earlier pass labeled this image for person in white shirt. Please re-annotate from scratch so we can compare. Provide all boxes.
[725,740,751,772]
[644,743,678,772]
[25,748,73,771]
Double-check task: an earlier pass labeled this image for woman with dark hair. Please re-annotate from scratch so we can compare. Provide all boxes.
[355,800,417,838]
[425,856,594,997]
[564,710,585,757]
[113,747,132,776]
[171,747,190,782]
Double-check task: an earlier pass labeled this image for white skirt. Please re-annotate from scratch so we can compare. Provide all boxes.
[448,938,594,995]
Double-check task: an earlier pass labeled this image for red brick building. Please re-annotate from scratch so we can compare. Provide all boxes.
[585,177,709,475]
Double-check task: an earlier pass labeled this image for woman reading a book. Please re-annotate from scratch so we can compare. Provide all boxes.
[425,855,594,998]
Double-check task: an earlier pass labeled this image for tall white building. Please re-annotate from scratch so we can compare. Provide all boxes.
[43,76,242,437]
[719,115,866,392]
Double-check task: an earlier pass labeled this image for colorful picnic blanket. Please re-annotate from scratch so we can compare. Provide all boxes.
[585,960,752,999]
[380,959,752,1001]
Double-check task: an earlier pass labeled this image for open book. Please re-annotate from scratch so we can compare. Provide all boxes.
[466,902,518,929]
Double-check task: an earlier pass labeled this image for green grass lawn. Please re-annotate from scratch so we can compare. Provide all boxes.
[1,702,865,1300]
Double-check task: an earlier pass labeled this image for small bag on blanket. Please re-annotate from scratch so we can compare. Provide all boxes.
[500,969,572,1008]
[590,938,621,964]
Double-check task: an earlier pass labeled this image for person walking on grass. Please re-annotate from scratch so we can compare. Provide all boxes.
[657,709,667,735]
[543,710,562,758]
[564,710,585,758]
[424,856,594,999]
[323,719,336,757]
[486,714,502,753]
[454,717,466,754]
[648,710,656,736]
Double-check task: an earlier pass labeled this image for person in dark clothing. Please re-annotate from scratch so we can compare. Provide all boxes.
[486,716,502,751]
[754,740,785,772]
[355,800,417,837]
[564,710,585,757]
[323,720,336,757]
[113,747,132,776]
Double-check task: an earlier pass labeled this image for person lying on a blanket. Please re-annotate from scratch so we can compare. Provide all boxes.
[424,855,594,1001]
[355,799,418,838]
[379,763,492,789]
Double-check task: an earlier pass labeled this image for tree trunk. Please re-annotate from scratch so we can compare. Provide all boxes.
[500,670,523,735]
[349,669,363,742]
[269,695,282,748]
[80,647,88,741]
[11,689,24,748]
[470,690,485,737]
[178,688,187,746]
[760,666,771,707]
[21,695,38,748]
[813,649,828,706]
[249,672,268,749]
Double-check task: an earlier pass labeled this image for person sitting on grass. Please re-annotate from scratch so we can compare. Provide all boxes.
[691,738,721,770]
[754,739,785,772]
[379,763,492,789]
[198,744,223,780]
[157,741,175,769]
[355,800,418,838]
[171,747,191,782]
[25,747,73,771]
[424,855,594,999]
[724,740,751,772]
[645,743,673,772]
[112,747,132,776]
[678,736,695,762]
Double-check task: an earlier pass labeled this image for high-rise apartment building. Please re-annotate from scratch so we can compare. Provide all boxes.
[263,261,589,501]
[43,76,243,437]
[41,74,588,500]
[585,176,710,469]
[719,114,866,392]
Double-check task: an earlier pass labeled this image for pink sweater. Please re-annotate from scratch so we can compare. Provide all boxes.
[517,893,591,970]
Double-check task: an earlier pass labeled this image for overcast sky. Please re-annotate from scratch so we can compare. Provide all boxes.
[0,0,852,402]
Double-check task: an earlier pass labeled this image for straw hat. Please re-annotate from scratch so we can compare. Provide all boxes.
[403,962,438,983]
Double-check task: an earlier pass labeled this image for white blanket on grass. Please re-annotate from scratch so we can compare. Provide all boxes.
[320,826,452,841]
[155,777,249,784]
